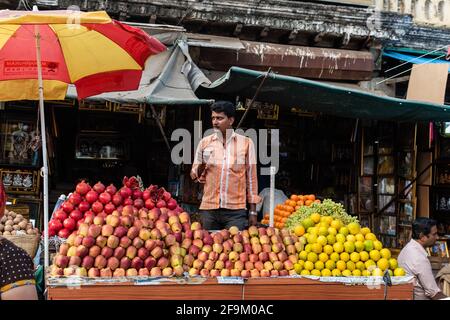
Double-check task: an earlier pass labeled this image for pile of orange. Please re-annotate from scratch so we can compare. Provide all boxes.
[261,194,320,229]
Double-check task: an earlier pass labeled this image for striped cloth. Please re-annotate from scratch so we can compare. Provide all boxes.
[191,131,261,210]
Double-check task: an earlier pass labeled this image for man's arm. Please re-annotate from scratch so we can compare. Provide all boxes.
[191,141,205,183]
[246,139,261,226]
[416,260,444,299]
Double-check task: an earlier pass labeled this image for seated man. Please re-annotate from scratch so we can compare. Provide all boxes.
[398,218,447,300]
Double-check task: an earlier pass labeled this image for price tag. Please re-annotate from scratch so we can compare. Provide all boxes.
[217,276,244,284]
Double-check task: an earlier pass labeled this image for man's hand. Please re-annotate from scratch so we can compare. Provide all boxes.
[248,214,257,227]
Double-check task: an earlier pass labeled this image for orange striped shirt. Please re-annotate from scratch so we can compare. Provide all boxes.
[191,130,261,210]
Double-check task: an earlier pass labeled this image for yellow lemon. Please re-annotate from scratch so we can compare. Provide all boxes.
[321,268,332,277]
[361,270,371,277]
[336,260,346,271]
[380,248,391,259]
[344,241,355,253]
[319,252,329,263]
[352,269,362,277]
[331,219,342,230]
[305,244,312,253]
[307,234,318,244]
[326,234,336,245]
[346,234,356,242]
[360,251,369,262]
[372,268,383,277]
[340,252,350,262]
[299,251,308,261]
[315,261,324,271]
[355,241,365,253]
[325,216,333,225]
[311,269,322,277]
[336,234,346,243]
[300,269,310,276]
[329,252,340,262]
[310,213,321,224]
[294,225,305,236]
[333,242,344,253]
[320,216,328,223]
[356,261,365,271]
[339,227,349,236]
[365,260,376,271]
[346,261,355,271]
[347,222,361,235]
[377,258,389,271]
[327,227,337,236]
[317,235,328,246]
[369,250,381,262]
[325,260,336,270]
[388,269,393,277]
[311,243,322,254]
[294,263,303,274]
[373,240,383,251]
[350,252,360,263]
[355,234,365,242]
[302,218,315,230]
[307,252,318,263]
[394,268,406,276]
[323,245,334,255]
[388,258,398,270]
[360,227,371,236]
[342,270,352,277]
[319,221,330,229]
[318,227,328,237]
[365,233,377,241]
[331,269,342,277]
[304,261,314,271]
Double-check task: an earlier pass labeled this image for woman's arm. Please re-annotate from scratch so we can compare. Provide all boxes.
[1,284,38,300]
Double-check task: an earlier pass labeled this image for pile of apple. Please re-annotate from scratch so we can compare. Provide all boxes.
[51,210,302,278]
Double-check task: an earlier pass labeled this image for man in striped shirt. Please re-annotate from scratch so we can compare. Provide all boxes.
[191,101,261,230]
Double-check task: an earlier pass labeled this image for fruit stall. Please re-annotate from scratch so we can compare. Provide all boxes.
[43,177,413,300]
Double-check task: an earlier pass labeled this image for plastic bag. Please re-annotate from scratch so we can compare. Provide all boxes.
[0,179,6,217]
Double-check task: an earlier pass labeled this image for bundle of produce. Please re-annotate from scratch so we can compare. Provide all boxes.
[288,212,405,277]
[48,176,182,238]
[50,214,304,278]
[261,194,320,229]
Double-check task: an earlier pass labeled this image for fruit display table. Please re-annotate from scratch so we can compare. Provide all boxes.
[46,276,413,300]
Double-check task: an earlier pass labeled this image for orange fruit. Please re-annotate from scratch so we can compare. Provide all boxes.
[291,195,299,201]
[305,200,313,206]
[314,199,321,204]
[307,195,316,201]
[295,206,300,210]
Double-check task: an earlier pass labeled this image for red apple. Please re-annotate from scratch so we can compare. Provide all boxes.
[120,257,131,270]
[101,247,114,259]
[107,235,119,249]
[107,257,120,270]
[114,247,126,260]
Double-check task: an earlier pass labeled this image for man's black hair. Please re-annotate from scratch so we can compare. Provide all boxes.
[412,218,437,239]
[210,101,235,118]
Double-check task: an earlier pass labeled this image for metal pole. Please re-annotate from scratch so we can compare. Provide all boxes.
[269,166,276,227]
[150,105,171,153]
[35,25,49,268]
[236,68,272,129]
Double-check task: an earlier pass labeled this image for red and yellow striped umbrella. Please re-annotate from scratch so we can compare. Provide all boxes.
[0,10,166,101]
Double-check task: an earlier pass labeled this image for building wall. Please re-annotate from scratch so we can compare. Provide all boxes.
[376,0,450,27]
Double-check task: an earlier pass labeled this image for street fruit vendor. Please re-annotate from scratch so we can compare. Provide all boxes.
[191,101,261,230]
[398,218,447,300]
[0,180,37,300]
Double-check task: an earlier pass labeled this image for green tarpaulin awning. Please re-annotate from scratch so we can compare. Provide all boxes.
[197,66,450,122]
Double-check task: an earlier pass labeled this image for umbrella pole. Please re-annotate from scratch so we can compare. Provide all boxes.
[35,26,50,268]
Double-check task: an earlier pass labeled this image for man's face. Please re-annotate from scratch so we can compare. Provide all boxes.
[420,225,438,247]
[211,111,234,135]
